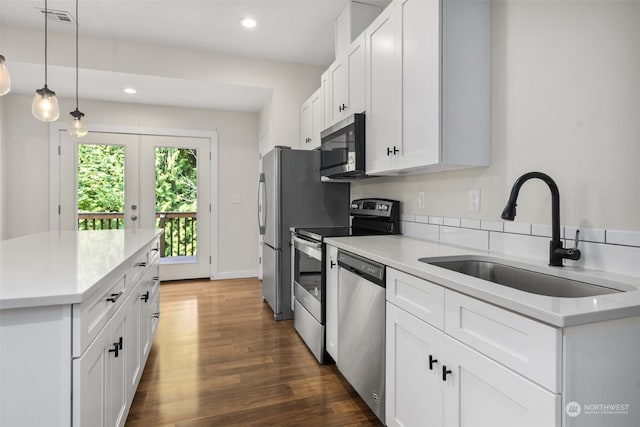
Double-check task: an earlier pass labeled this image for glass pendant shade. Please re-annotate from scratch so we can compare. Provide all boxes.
[68,109,88,137]
[32,86,60,122]
[0,55,10,96]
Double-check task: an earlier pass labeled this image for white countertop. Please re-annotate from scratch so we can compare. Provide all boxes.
[325,235,640,327]
[0,229,162,310]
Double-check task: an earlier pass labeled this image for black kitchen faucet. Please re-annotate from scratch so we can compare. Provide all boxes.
[501,171,581,266]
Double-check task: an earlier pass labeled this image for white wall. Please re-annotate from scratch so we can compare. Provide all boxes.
[352,0,640,232]
[1,25,324,147]
[2,93,259,278]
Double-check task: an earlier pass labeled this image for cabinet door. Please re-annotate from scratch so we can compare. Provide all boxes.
[126,286,142,400]
[386,303,444,427]
[300,100,312,148]
[347,34,365,116]
[365,5,399,175]
[442,336,560,427]
[321,70,331,130]
[73,327,109,427]
[325,245,339,361]
[330,60,348,124]
[309,89,323,150]
[106,303,129,427]
[397,0,441,170]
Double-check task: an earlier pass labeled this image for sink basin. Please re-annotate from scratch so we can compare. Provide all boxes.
[419,258,622,298]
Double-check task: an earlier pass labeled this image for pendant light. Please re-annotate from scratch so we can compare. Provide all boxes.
[32,0,60,122]
[67,0,88,137]
[0,54,10,96]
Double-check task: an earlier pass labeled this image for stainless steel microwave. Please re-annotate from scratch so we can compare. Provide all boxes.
[320,113,366,178]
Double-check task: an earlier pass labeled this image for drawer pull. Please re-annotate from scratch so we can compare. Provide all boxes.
[429,355,438,370]
[442,366,452,381]
[108,338,123,357]
[152,312,160,319]
[135,261,147,268]
[106,292,123,303]
[151,247,159,252]
[141,291,150,303]
[152,276,159,281]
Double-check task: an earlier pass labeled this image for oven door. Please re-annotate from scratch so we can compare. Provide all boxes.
[292,235,324,322]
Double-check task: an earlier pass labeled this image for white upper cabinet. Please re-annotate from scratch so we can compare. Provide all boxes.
[366,0,491,175]
[334,1,385,58]
[327,33,366,126]
[299,88,323,150]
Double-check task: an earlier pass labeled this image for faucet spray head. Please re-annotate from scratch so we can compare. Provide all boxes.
[501,201,517,221]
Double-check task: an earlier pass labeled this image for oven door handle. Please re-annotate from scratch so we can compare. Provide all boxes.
[292,236,322,260]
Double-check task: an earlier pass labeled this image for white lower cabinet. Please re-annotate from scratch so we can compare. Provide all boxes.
[386,267,561,427]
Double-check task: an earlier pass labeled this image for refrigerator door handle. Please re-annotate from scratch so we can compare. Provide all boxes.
[258,173,266,235]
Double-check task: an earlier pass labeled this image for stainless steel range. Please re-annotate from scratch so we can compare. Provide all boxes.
[291,198,400,364]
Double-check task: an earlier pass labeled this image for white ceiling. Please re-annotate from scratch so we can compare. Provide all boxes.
[0,0,353,66]
[1,0,389,111]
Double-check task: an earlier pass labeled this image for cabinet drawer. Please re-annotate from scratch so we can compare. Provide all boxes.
[73,264,128,357]
[444,290,561,392]
[129,248,149,286]
[387,268,445,330]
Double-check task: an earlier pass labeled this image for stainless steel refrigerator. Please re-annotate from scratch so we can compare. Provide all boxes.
[258,146,349,320]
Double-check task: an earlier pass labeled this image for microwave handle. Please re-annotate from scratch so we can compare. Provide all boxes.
[257,173,266,234]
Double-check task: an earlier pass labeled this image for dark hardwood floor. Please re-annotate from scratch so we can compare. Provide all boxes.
[126,278,382,427]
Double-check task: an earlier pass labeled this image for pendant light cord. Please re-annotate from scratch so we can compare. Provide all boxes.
[44,0,48,87]
[75,0,79,109]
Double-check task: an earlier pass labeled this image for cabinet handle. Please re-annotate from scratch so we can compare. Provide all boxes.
[152,312,160,319]
[141,291,150,303]
[106,291,123,303]
[387,147,392,156]
[135,261,147,268]
[393,146,399,155]
[108,337,123,357]
[338,105,343,112]
[151,247,159,252]
[330,260,336,269]
[429,355,438,370]
[442,365,452,381]
[152,276,159,281]
[341,103,347,111]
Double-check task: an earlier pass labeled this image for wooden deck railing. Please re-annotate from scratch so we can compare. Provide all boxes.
[78,212,197,257]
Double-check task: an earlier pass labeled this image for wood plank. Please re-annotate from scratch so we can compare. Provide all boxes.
[126,278,381,426]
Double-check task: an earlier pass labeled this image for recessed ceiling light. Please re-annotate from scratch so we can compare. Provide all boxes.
[123,87,137,94]
[240,17,257,28]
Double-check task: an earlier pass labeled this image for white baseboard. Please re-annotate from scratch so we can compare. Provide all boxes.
[211,270,258,280]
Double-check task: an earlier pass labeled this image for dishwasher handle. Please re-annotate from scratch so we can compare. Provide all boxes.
[337,250,385,287]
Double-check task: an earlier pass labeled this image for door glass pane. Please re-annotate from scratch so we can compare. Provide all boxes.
[155,147,198,262]
[77,144,125,230]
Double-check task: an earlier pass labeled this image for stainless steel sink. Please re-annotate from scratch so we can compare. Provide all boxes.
[419,258,622,298]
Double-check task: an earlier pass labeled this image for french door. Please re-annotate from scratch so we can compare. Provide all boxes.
[58,131,212,281]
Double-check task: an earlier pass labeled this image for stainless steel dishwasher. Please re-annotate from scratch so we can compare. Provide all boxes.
[336,249,386,424]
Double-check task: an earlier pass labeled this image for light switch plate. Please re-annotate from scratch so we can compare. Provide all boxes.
[468,189,480,212]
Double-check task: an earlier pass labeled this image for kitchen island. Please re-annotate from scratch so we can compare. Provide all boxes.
[325,234,640,427]
[0,229,162,427]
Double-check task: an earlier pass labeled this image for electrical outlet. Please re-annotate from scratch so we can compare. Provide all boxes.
[417,191,426,209]
[468,189,480,212]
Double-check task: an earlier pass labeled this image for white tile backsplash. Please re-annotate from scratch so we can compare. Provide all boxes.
[606,229,640,247]
[489,232,550,262]
[532,223,555,238]
[402,221,439,242]
[460,218,481,229]
[400,213,639,277]
[503,221,532,235]
[415,215,429,224]
[440,226,489,251]
[401,214,416,222]
[481,220,504,232]
[429,216,444,225]
[443,217,461,227]
[564,240,640,277]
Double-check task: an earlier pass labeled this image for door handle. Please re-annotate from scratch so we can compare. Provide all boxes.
[258,174,266,234]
